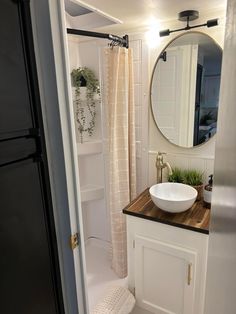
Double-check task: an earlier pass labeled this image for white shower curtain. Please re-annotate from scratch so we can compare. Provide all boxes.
[104,46,136,278]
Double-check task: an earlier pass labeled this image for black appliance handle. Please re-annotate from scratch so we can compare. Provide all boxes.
[0,153,41,168]
[0,128,40,143]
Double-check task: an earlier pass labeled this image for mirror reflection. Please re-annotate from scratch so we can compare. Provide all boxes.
[151,32,222,148]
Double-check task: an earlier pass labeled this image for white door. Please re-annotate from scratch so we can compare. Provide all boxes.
[152,47,183,144]
[135,235,196,314]
[30,1,89,313]
[151,45,198,147]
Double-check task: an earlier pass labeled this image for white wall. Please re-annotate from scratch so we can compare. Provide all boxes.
[147,9,226,186]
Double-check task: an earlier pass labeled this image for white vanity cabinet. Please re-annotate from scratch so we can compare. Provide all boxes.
[127,215,209,314]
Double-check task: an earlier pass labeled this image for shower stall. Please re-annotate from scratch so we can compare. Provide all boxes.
[66,23,131,310]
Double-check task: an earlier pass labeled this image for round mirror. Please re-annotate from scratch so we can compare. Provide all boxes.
[151,32,222,148]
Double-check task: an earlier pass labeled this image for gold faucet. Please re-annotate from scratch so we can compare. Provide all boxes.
[156,152,173,183]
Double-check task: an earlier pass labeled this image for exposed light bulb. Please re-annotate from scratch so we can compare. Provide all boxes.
[145,27,160,48]
[145,17,161,48]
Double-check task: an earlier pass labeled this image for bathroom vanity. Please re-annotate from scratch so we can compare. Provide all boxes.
[123,189,210,314]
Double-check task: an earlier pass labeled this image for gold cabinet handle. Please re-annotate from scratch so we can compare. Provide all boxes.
[188,263,192,285]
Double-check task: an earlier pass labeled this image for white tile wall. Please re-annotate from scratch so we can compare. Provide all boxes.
[133,62,141,84]
[135,105,142,127]
[131,40,141,61]
[129,38,148,194]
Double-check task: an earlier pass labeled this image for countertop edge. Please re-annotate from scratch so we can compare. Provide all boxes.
[123,209,209,235]
[123,188,210,235]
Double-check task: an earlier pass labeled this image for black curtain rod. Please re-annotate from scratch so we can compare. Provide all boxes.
[67,28,129,48]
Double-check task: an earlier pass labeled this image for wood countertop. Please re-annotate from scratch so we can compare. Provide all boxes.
[123,188,210,234]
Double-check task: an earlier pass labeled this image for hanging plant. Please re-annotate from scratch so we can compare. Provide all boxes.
[71,67,100,142]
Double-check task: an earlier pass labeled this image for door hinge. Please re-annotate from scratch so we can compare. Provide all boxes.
[133,287,136,296]
[133,239,135,248]
[70,232,80,250]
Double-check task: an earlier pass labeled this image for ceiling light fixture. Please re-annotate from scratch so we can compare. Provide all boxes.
[159,10,218,37]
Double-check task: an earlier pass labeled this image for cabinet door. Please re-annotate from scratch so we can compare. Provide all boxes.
[135,235,196,314]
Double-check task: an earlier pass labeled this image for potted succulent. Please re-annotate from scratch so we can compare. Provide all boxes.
[71,67,100,143]
[168,168,204,201]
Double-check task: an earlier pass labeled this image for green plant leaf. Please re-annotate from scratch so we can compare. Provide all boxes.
[168,168,204,186]
[71,67,100,141]
[71,67,100,95]
[182,169,204,186]
[168,167,184,183]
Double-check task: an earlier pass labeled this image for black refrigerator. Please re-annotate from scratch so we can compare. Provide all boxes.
[0,1,65,313]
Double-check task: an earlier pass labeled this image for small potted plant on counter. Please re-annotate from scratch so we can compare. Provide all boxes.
[168,167,184,184]
[168,168,204,201]
[183,169,204,201]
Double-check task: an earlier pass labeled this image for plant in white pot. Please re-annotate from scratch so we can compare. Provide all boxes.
[71,67,100,143]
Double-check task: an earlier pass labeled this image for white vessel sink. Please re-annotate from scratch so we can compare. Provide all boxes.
[149,182,197,213]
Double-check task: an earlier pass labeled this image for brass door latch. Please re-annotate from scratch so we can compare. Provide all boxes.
[70,233,80,250]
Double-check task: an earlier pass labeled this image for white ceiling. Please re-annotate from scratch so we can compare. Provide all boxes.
[74,0,227,32]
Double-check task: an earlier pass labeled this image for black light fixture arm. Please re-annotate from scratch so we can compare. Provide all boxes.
[186,16,190,29]
[159,10,218,37]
